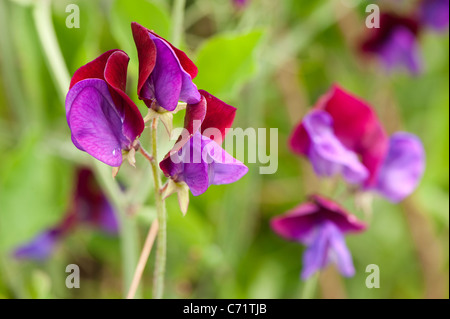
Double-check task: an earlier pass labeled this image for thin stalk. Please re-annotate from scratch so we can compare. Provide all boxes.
[171,0,186,47]
[126,219,159,299]
[149,118,167,299]
[301,273,319,299]
[32,0,140,298]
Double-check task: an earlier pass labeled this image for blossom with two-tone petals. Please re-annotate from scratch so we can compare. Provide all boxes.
[361,13,423,74]
[289,85,425,203]
[131,22,201,111]
[13,168,118,260]
[160,91,247,199]
[271,195,367,279]
[66,50,145,167]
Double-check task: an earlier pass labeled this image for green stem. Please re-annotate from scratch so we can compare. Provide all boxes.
[171,0,186,47]
[301,273,319,299]
[149,118,167,299]
[32,0,140,298]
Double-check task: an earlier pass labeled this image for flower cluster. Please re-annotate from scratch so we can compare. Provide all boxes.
[14,168,118,260]
[65,23,248,213]
[360,0,449,74]
[272,84,425,279]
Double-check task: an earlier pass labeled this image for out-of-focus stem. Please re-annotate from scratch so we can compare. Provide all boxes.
[32,0,140,298]
[300,273,319,299]
[171,0,186,47]
[149,119,167,299]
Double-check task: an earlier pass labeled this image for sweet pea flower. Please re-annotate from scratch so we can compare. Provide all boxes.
[132,22,201,111]
[160,131,248,197]
[13,168,119,260]
[361,13,423,74]
[290,85,425,202]
[66,50,144,167]
[419,0,449,32]
[271,195,367,279]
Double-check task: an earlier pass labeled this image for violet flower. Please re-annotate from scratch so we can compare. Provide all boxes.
[160,131,248,196]
[419,0,449,32]
[13,168,118,260]
[290,85,425,202]
[66,50,144,167]
[132,22,201,111]
[271,195,367,279]
[361,13,423,74]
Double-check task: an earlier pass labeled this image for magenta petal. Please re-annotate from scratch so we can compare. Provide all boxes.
[66,79,127,167]
[13,229,62,261]
[290,85,389,187]
[271,202,320,243]
[375,133,425,202]
[303,110,369,184]
[271,195,366,243]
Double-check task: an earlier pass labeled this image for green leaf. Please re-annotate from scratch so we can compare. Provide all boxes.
[194,30,264,100]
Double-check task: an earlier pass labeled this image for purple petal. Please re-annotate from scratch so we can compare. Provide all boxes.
[301,222,355,279]
[144,34,200,111]
[204,137,248,185]
[420,0,449,32]
[326,222,355,277]
[66,79,128,167]
[13,229,61,261]
[97,199,120,234]
[301,223,329,280]
[379,27,423,74]
[160,132,247,196]
[271,202,322,243]
[375,132,425,202]
[303,110,369,184]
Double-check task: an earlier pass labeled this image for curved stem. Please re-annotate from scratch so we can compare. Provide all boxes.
[126,219,159,299]
[149,119,167,299]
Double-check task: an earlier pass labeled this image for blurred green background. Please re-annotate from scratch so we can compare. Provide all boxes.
[0,0,448,299]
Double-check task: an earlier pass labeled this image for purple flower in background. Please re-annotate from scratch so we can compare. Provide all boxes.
[14,229,64,261]
[375,133,425,202]
[271,195,367,279]
[132,22,201,111]
[13,168,119,261]
[290,85,425,202]
[160,131,248,196]
[361,13,423,74]
[420,0,449,32]
[66,50,144,167]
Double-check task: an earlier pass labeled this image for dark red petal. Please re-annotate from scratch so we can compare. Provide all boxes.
[319,85,388,187]
[105,51,145,142]
[149,30,198,79]
[360,13,421,54]
[199,90,237,145]
[131,22,157,99]
[310,195,367,233]
[69,50,119,89]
